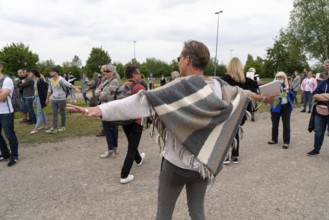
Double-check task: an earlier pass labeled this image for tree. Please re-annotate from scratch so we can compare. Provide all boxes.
[37,59,56,77]
[112,61,125,79]
[71,55,82,68]
[288,0,329,62]
[244,54,264,77]
[85,47,111,77]
[0,43,39,75]
[263,29,308,77]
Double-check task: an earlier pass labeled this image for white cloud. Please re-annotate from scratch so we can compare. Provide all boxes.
[0,0,293,68]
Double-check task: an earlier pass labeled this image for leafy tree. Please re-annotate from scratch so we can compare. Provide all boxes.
[37,59,56,77]
[139,65,150,77]
[288,0,329,62]
[244,54,264,77]
[143,58,170,77]
[112,61,125,79]
[0,43,39,76]
[85,47,111,77]
[263,30,308,77]
[71,55,82,68]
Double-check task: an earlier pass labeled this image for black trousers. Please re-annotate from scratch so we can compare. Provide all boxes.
[271,104,291,144]
[121,123,143,178]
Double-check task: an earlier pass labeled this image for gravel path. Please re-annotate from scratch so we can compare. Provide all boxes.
[0,108,329,220]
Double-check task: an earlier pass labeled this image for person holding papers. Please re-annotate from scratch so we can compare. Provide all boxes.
[268,72,294,149]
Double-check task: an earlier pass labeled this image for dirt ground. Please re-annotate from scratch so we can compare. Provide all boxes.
[0,107,329,220]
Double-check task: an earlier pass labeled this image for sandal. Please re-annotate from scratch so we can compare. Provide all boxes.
[267,140,277,145]
[282,144,289,149]
[38,126,46,131]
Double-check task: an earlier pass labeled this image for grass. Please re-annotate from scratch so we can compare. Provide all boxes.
[14,99,101,146]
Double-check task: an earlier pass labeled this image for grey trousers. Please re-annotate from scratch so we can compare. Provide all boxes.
[51,99,66,128]
[157,159,208,220]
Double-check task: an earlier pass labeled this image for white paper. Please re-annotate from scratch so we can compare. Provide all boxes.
[315,73,320,79]
[259,80,281,96]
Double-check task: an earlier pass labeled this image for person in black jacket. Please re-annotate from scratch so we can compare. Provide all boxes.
[29,69,48,134]
[221,57,259,164]
[17,68,36,124]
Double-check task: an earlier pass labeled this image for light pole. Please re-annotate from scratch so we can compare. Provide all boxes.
[214,10,223,76]
[133,41,136,60]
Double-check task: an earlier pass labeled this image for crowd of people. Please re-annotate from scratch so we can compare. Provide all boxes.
[0,40,328,219]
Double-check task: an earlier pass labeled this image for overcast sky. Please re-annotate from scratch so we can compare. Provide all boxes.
[0,0,293,67]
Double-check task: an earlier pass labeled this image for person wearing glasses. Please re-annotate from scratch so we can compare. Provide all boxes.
[268,72,294,149]
[68,40,275,219]
[95,64,121,159]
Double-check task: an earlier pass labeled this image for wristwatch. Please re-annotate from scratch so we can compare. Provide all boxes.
[84,108,89,113]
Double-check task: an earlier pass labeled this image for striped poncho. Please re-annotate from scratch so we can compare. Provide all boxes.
[144,75,250,178]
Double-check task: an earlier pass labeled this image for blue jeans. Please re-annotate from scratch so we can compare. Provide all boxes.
[102,121,118,151]
[314,114,329,152]
[24,96,36,122]
[35,96,47,129]
[82,93,90,103]
[70,88,76,101]
[0,113,18,158]
[302,91,313,111]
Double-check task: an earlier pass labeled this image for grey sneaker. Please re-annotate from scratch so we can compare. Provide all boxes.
[57,127,66,132]
[45,127,57,134]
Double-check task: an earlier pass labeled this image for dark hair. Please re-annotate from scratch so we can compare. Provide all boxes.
[125,66,138,79]
[50,67,59,73]
[31,69,41,78]
[181,40,210,70]
[24,68,31,72]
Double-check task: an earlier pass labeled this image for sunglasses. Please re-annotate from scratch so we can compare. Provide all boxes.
[177,56,181,62]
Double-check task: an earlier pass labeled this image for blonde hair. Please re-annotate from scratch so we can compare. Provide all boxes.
[171,71,180,80]
[226,57,245,83]
[275,71,289,88]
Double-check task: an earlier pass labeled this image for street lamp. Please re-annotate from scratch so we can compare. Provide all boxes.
[133,41,136,60]
[214,10,223,76]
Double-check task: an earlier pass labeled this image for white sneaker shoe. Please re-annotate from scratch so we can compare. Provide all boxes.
[137,152,145,166]
[120,174,134,184]
[100,150,114,159]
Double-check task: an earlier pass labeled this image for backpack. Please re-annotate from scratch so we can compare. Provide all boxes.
[108,82,137,126]
[50,77,70,98]
[0,76,21,112]
[59,78,70,98]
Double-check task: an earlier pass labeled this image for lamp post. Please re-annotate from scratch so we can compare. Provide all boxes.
[214,10,223,76]
[133,41,136,60]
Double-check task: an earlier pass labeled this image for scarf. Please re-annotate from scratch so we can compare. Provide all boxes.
[144,75,250,178]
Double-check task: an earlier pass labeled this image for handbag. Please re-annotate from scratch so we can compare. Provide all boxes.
[308,105,316,132]
[316,104,329,116]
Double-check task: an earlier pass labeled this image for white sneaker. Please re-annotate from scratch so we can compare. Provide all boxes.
[137,152,145,166]
[100,150,114,159]
[120,174,134,184]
